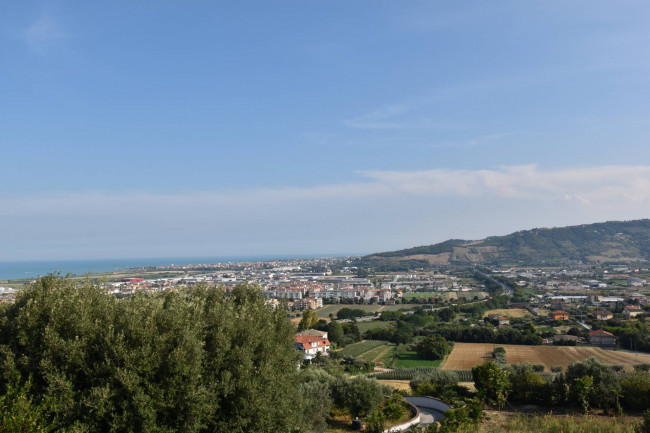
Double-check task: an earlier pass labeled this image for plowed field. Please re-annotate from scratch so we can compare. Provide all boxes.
[440,343,494,370]
[441,343,650,372]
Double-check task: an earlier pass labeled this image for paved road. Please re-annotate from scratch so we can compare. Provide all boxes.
[474,267,513,295]
[417,407,445,426]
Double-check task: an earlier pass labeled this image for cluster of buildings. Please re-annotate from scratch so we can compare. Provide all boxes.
[0,286,16,304]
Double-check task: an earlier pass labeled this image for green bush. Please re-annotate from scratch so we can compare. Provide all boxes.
[0,276,303,433]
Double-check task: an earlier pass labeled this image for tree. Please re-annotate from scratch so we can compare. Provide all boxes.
[472,361,511,409]
[509,364,548,405]
[328,321,344,347]
[297,380,332,433]
[298,309,319,331]
[574,375,594,414]
[415,336,451,361]
[333,377,384,421]
[0,379,54,432]
[437,308,454,322]
[0,276,303,433]
[621,372,650,410]
[566,357,620,411]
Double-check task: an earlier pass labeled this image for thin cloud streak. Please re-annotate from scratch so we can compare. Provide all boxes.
[1,165,650,216]
[23,9,67,52]
[2,164,649,261]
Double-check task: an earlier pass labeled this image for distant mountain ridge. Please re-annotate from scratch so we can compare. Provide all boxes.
[363,219,650,268]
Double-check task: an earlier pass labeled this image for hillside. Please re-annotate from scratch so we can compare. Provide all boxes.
[362,219,650,268]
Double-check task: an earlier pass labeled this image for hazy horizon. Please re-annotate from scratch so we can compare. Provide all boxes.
[2,2,650,261]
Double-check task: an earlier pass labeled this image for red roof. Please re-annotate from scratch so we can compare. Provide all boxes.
[294,335,331,348]
[589,329,614,337]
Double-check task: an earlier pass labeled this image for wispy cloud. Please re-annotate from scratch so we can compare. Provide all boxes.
[359,164,650,204]
[343,105,411,129]
[2,165,650,215]
[23,9,66,52]
[2,165,649,260]
[467,131,516,147]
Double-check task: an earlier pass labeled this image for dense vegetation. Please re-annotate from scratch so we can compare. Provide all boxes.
[359,219,650,267]
[0,276,304,432]
[362,297,542,346]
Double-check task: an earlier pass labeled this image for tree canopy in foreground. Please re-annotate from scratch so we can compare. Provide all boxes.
[0,276,302,433]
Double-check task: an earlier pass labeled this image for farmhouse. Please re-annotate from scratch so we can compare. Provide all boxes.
[294,335,330,360]
[549,310,570,321]
[544,334,580,345]
[624,305,643,318]
[589,329,616,347]
[594,309,613,321]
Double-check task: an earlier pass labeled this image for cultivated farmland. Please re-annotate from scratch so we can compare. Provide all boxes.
[441,342,650,372]
[483,308,532,318]
[503,345,650,372]
[440,343,494,370]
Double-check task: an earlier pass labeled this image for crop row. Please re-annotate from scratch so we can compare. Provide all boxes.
[374,368,474,382]
[339,340,389,358]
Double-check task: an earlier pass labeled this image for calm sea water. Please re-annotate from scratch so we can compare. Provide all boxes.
[0,255,328,281]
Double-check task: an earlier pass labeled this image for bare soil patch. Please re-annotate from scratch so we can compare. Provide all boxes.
[441,343,494,370]
[484,308,532,318]
[442,343,650,371]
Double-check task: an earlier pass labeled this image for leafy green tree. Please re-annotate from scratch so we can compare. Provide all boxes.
[574,375,594,414]
[621,372,650,410]
[0,378,54,432]
[508,364,548,405]
[297,380,331,433]
[333,376,384,421]
[472,361,511,409]
[328,321,344,347]
[566,357,620,412]
[0,276,303,433]
[298,309,319,331]
[415,336,451,361]
[437,308,454,322]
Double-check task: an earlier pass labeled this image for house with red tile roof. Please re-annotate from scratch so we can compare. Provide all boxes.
[549,310,569,321]
[589,329,616,347]
[294,335,330,361]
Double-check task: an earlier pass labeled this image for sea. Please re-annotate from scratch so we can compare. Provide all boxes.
[0,255,332,282]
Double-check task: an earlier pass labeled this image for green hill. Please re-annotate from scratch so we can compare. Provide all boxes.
[362,219,650,268]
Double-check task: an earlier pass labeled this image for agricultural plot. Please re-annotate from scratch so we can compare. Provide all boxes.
[441,343,650,372]
[483,308,532,318]
[503,345,650,372]
[441,343,494,370]
[315,304,414,319]
[338,340,390,359]
[356,320,394,333]
[394,350,442,368]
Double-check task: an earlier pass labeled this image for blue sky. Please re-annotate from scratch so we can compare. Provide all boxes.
[1,1,650,261]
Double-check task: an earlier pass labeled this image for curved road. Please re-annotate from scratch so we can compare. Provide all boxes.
[417,407,445,426]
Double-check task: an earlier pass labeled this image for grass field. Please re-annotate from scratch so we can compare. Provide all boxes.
[394,350,443,368]
[441,342,650,372]
[315,304,414,319]
[476,412,641,433]
[338,340,388,359]
[356,320,394,333]
[484,308,532,318]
